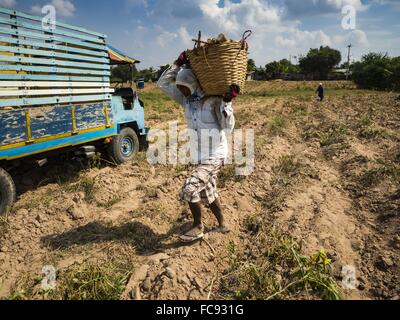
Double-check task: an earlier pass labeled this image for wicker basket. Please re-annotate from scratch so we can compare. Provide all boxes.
[187,31,251,96]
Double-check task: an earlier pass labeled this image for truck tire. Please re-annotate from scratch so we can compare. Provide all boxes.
[0,168,16,216]
[108,127,140,164]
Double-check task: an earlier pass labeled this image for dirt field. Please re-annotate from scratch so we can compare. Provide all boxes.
[0,81,399,300]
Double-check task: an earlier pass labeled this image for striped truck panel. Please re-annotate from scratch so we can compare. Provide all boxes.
[0,6,115,154]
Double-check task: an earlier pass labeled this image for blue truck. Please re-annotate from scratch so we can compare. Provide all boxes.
[0,7,149,215]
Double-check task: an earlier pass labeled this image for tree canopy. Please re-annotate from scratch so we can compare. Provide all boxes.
[264,59,300,80]
[248,59,256,73]
[111,64,163,84]
[111,64,138,83]
[352,53,400,91]
[299,46,341,79]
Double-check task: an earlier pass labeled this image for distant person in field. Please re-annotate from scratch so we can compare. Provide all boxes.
[316,83,324,101]
[157,51,239,243]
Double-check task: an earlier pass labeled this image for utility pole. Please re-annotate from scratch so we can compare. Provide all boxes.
[346,44,352,80]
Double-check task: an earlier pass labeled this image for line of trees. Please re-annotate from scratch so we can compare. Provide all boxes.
[111,64,169,84]
[352,53,400,91]
[251,46,399,91]
[112,46,399,92]
[251,46,342,81]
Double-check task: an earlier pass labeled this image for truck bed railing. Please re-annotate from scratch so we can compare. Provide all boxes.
[0,6,113,109]
[0,6,115,154]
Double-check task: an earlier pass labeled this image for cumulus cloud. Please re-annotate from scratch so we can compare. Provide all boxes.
[193,0,338,63]
[275,29,332,51]
[156,30,178,48]
[31,5,42,14]
[0,0,16,7]
[333,29,369,47]
[178,26,193,47]
[109,0,384,68]
[32,0,76,17]
[199,0,281,33]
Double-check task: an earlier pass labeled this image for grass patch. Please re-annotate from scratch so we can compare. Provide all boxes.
[317,124,348,147]
[359,114,373,127]
[79,177,97,202]
[61,176,98,203]
[244,88,376,98]
[218,225,341,300]
[358,126,388,140]
[6,243,136,301]
[7,258,134,300]
[97,196,122,209]
[273,155,299,177]
[175,164,192,175]
[286,101,309,115]
[235,111,253,128]
[55,262,131,300]
[360,161,400,187]
[88,153,103,169]
[16,188,56,211]
[140,90,181,121]
[0,213,9,239]
[269,115,285,135]
[264,155,301,213]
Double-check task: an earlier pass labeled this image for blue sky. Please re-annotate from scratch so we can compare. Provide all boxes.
[2,0,400,68]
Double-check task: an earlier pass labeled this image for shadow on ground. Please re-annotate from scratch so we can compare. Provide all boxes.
[41,220,197,255]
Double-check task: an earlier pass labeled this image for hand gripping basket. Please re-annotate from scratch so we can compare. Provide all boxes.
[187,31,252,96]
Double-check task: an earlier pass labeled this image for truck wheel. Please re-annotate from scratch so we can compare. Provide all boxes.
[108,127,140,164]
[0,168,16,216]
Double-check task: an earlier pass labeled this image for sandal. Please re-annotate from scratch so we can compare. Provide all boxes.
[214,226,231,234]
[179,228,204,243]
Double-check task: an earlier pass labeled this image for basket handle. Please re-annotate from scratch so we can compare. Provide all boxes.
[234,30,252,61]
[240,30,252,50]
[241,30,252,42]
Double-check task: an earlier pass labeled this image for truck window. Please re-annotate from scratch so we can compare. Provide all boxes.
[122,97,133,110]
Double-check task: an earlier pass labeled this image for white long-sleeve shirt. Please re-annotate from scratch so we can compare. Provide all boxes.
[157,65,235,164]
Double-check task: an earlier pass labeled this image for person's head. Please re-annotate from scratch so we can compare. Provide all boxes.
[176,68,201,98]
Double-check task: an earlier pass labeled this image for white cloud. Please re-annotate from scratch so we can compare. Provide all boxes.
[107,0,391,68]
[50,0,75,17]
[275,36,297,48]
[156,30,178,48]
[275,30,332,51]
[199,0,281,33]
[324,0,365,10]
[178,26,193,47]
[32,0,76,17]
[31,5,42,14]
[333,29,369,47]
[0,0,16,7]
[191,0,336,64]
